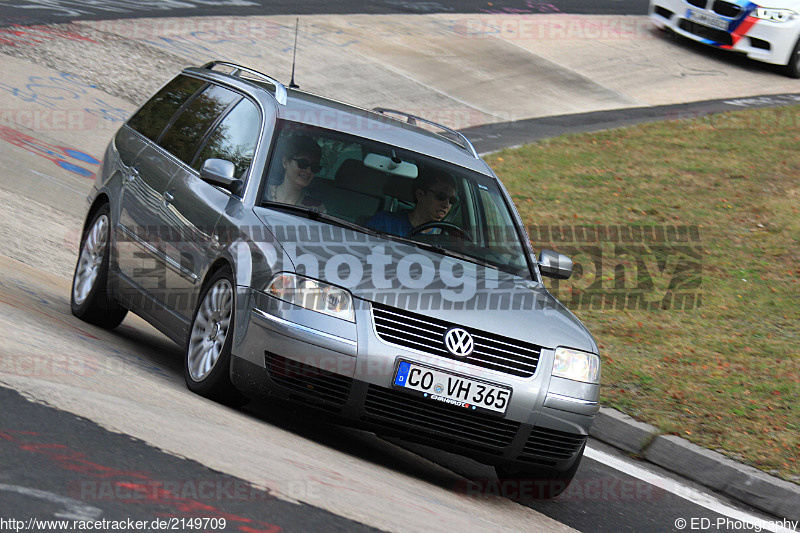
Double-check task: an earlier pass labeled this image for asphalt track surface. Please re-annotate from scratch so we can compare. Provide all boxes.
[0,1,798,532]
[0,386,382,533]
[464,93,800,153]
[0,1,648,27]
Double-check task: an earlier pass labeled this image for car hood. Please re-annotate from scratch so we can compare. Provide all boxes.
[257,210,597,353]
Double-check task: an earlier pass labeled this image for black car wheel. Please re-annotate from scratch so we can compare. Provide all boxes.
[185,266,247,406]
[71,204,127,329]
[785,37,800,78]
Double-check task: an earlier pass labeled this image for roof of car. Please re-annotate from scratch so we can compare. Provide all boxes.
[186,62,493,176]
[281,90,491,172]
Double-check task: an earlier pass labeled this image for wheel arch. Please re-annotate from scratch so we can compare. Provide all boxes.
[82,193,112,233]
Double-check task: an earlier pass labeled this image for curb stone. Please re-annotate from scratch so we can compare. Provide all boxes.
[590,407,800,522]
[589,407,658,454]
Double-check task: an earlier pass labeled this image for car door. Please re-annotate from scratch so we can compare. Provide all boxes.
[139,83,246,330]
[163,96,262,325]
[116,74,205,291]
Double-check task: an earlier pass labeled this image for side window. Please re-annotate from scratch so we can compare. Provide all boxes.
[193,98,261,179]
[477,187,522,256]
[159,84,240,165]
[127,75,204,141]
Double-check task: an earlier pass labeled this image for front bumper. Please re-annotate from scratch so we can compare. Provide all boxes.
[231,288,598,468]
[650,0,800,66]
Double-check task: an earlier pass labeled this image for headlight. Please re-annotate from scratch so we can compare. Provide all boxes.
[265,273,355,322]
[552,347,600,384]
[754,8,797,22]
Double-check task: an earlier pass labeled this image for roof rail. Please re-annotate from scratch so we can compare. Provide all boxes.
[373,108,479,159]
[201,61,288,106]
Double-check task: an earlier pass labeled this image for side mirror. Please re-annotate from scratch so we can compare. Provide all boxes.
[200,158,241,193]
[538,249,573,280]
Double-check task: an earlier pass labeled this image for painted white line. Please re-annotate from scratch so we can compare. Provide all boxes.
[29,169,86,195]
[585,446,796,533]
[0,483,102,521]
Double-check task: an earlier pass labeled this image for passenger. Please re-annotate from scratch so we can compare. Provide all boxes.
[266,135,326,212]
[367,169,458,237]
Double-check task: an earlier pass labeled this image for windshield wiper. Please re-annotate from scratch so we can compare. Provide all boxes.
[262,202,383,236]
[263,202,529,277]
[377,232,499,270]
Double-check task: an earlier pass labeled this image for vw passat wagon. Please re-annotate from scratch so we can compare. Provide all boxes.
[72,61,600,497]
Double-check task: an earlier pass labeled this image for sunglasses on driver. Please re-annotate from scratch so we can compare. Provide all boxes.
[290,157,322,173]
[426,189,459,205]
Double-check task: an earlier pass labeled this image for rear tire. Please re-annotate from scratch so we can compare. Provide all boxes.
[494,442,586,500]
[71,204,127,329]
[184,266,248,406]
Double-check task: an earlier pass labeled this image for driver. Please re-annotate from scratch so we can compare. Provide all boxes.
[367,169,458,237]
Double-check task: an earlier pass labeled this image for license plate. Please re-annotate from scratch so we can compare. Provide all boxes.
[393,361,511,415]
[687,9,729,30]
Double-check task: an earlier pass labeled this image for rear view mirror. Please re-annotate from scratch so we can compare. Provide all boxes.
[364,153,418,178]
[538,249,573,279]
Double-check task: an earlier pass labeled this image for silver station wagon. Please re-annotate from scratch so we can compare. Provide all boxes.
[71,61,600,497]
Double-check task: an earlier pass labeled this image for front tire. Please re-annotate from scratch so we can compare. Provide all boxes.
[71,204,127,329]
[494,442,586,500]
[785,37,800,78]
[184,266,247,406]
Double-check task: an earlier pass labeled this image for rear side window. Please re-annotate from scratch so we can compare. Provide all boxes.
[127,75,204,141]
[193,98,261,179]
[159,84,240,165]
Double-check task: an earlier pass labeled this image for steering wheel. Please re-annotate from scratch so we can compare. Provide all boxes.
[408,221,473,242]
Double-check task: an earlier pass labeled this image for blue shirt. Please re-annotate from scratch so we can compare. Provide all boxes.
[366,211,413,237]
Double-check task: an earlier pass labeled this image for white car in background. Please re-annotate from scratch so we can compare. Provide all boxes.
[650,0,800,76]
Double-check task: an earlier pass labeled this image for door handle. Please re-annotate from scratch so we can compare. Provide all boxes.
[163,190,175,204]
[126,166,140,182]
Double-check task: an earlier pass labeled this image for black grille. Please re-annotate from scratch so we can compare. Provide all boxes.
[520,427,587,464]
[371,303,541,378]
[363,385,519,450]
[679,18,733,45]
[750,37,770,50]
[712,0,741,17]
[266,353,352,406]
[686,0,707,8]
[654,6,674,19]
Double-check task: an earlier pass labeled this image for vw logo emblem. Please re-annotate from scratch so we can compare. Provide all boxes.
[444,328,474,357]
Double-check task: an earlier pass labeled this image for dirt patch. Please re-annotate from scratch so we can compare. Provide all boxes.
[0,185,81,280]
[0,22,189,106]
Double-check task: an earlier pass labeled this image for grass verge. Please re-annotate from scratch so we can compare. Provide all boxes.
[489,105,799,482]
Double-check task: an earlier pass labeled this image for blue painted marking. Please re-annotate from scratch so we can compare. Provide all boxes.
[56,160,93,178]
[63,149,100,165]
[394,361,410,387]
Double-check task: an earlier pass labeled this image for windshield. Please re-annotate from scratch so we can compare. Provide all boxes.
[260,120,532,279]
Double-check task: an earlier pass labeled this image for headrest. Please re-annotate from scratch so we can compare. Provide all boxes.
[383,174,416,203]
[334,159,386,196]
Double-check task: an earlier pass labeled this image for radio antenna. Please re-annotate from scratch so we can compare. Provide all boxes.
[288,18,300,89]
